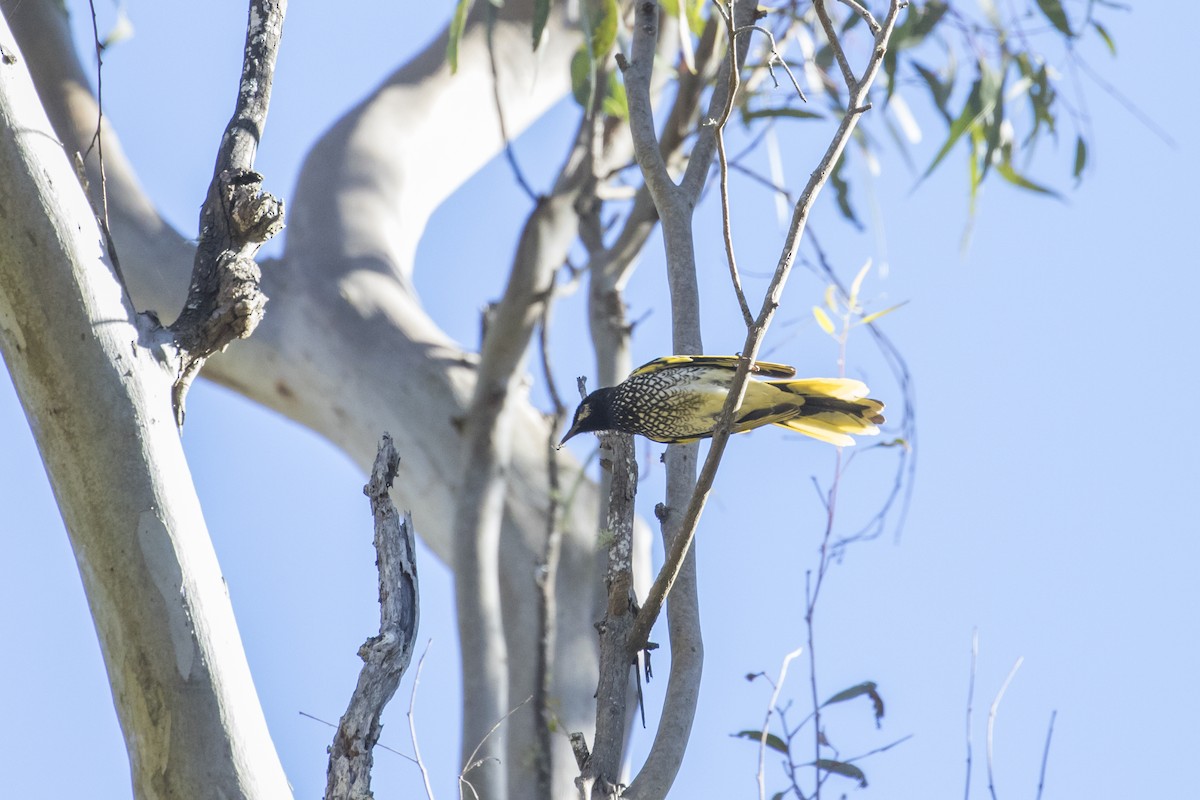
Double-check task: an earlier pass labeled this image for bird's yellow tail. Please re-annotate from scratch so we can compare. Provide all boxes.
[767,378,885,446]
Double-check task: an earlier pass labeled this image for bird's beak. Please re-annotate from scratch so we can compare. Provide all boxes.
[557,421,582,449]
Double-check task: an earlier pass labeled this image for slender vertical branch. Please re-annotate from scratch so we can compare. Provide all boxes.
[326,434,420,800]
[964,629,979,800]
[578,432,639,798]
[1035,710,1057,800]
[712,1,754,328]
[986,657,1024,800]
[535,303,569,800]
[455,191,574,799]
[814,0,858,91]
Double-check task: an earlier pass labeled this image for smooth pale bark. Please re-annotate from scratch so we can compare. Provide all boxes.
[7,1,650,797]
[0,15,290,799]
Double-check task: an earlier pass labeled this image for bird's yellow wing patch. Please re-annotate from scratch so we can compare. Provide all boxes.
[774,418,858,447]
[768,377,870,400]
[629,355,797,379]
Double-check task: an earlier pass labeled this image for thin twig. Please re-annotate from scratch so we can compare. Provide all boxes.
[535,301,568,798]
[843,733,914,763]
[814,0,858,92]
[740,24,807,101]
[759,647,805,800]
[298,711,418,764]
[986,657,1024,800]
[1035,710,1057,800]
[460,695,535,791]
[838,0,881,34]
[711,0,755,328]
[486,4,537,201]
[1070,51,1176,148]
[964,629,979,800]
[84,0,110,229]
[409,640,437,800]
[805,446,842,800]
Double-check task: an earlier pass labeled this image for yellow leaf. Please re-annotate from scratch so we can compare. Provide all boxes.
[857,301,909,326]
[848,259,872,309]
[812,306,836,336]
[824,284,838,313]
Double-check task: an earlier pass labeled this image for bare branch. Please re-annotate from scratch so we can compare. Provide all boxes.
[814,0,858,92]
[169,0,287,425]
[409,642,438,800]
[759,648,805,800]
[838,0,881,35]
[535,301,569,799]
[712,1,755,328]
[964,628,979,800]
[986,657,1024,800]
[1035,710,1057,800]
[578,432,639,798]
[326,434,420,800]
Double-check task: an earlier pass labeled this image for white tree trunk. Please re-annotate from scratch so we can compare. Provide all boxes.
[0,14,290,798]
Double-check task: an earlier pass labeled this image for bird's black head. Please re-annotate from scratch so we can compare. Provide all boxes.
[559,387,617,447]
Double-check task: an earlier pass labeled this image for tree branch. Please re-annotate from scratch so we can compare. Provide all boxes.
[169,0,287,425]
[326,434,419,800]
[578,432,639,799]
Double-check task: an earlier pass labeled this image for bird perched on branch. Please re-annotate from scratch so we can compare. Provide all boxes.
[559,355,885,447]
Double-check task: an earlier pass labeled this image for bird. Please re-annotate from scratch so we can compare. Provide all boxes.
[559,355,885,447]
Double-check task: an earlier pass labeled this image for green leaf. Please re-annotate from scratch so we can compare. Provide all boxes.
[815,759,868,787]
[1072,135,1087,184]
[812,306,836,336]
[1092,20,1116,56]
[919,59,1003,186]
[532,0,551,51]
[732,730,789,755]
[996,162,1062,199]
[447,0,475,74]
[823,681,878,706]
[591,0,620,58]
[830,155,862,229]
[742,107,824,122]
[823,680,885,724]
[1035,0,1073,37]
[918,78,981,184]
[570,47,594,108]
[908,0,949,42]
[911,61,954,120]
[603,75,629,121]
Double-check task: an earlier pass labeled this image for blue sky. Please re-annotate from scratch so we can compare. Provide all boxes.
[2,2,1197,798]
